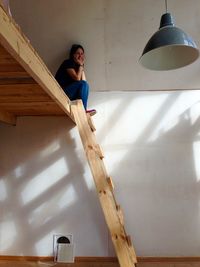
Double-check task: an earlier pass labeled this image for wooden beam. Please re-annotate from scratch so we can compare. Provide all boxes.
[0,110,16,125]
[0,5,74,122]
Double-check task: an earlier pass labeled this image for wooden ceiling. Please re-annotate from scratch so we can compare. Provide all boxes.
[0,44,66,117]
[0,4,74,125]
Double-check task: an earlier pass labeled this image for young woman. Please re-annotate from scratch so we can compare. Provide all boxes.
[55,44,96,116]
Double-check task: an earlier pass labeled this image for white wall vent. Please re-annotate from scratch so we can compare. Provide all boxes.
[53,234,75,263]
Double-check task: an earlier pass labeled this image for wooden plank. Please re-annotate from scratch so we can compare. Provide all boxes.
[0,53,22,63]
[0,101,66,115]
[0,83,43,93]
[0,42,9,54]
[0,63,26,72]
[0,94,52,102]
[0,71,30,78]
[0,77,35,84]
[0,110,16,125]
[0,83,53,102]
[0,45,27,70]
[0,5,74,121]
[71,100,137,267]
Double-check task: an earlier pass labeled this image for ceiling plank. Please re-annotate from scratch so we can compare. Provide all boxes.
[0,101,66,116]
[0,77,35,84]
[0,83,52,102]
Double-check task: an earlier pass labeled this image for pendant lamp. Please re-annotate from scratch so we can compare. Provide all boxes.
[139,0,199,70]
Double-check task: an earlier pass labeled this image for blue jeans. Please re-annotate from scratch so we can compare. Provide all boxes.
[63,80,89,109]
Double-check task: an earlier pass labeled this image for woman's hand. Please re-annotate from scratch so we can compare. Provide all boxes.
[76,58,84,66]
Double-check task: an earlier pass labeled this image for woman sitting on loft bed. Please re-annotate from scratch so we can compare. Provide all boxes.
[55,44,96,116]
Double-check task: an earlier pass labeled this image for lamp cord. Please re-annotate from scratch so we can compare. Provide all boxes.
[165,0,168,13]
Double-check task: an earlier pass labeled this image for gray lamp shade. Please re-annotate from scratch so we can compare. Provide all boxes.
[139,13,199,70]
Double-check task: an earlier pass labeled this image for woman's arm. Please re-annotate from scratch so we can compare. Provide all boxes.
[81,70,86,81]
[66,65,84,81]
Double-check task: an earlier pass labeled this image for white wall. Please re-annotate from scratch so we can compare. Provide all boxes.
[1,0,200,257]
[9,0,200,91]
[0,116,109,256]
[1,91,200,256]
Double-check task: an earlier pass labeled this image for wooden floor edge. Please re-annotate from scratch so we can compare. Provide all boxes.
[1,256,200,263]
[137,257,200,262]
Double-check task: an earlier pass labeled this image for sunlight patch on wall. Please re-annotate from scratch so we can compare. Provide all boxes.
[193,142,200,181]
[148,92,200,143]
[146,94,182,142]
[0,179,7,201]
[190,101,200,125]
[28,202,47,225]
[58,184,77,209]
[39,141,60,159]
[106,93,169,144]
[21,157,69,205]
[27,186,77,227]
[0,220,17,251]
[148,116,179,142]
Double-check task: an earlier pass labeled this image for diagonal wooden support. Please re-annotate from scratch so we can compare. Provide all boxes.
[71,100,137,267]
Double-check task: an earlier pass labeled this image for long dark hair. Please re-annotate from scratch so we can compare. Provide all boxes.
[69,44,84,59]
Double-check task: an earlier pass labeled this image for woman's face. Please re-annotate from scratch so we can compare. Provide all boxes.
[73,48,84,63]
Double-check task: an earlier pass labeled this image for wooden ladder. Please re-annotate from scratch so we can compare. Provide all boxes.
[71,100,137,267]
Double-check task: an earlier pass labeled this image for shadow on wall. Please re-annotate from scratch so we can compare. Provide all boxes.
[1,90,200,257]
[0,116,107,256]
[93,90,200,256]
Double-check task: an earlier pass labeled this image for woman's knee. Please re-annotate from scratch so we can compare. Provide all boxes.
[79,80,89,93]
[78,80,89,88]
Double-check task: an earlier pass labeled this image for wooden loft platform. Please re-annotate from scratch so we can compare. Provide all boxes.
[0,44,69,124]
[0,4,74,125]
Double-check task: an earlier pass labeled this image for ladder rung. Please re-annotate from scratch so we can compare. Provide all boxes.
[116,204,121,211]
[87,113,96,131]
[107,176,114,191]
[126,235,132,247]
[87,144,104,159]
[95,144,104,159]
[99,189,107,195]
